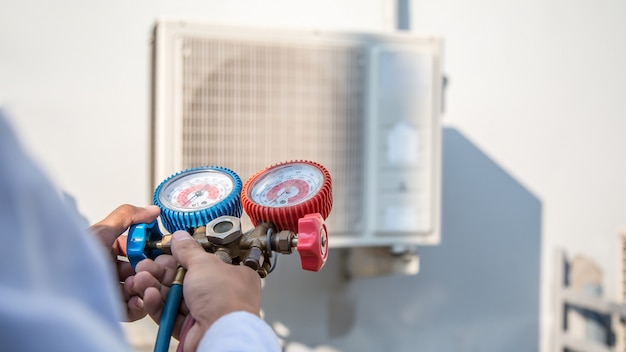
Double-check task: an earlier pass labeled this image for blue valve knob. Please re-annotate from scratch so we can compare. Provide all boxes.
[127,220,164,271]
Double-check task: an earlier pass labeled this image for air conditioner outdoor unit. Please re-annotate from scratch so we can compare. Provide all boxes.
[150,20,443,248]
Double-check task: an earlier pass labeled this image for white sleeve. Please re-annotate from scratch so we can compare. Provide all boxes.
[0,111,129,351]
[197,312,282,352]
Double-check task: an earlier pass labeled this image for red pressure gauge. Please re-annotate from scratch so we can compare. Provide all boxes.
[242,160,332,232]
[242,161,332,271]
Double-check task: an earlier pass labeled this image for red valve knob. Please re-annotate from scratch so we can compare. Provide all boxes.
[297,213,329,271]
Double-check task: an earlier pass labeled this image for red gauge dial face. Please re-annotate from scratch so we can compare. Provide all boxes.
[249,163,323,208]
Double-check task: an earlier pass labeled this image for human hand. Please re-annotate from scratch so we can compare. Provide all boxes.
[89,204,161,321]
[139,230,262,352]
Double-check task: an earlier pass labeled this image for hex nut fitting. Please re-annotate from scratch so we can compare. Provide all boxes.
[274,230,295,254]
[206,216,242,245]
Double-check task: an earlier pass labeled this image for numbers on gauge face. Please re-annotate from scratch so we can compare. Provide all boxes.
[159,170,234,211]
[250,163,324,207]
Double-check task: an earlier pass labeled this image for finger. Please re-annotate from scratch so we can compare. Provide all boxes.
[117,260,135,282]
[98,204,161,232]
[154,254,178,268]
[122,276,148,322]
[90,204,161,248]
[126,296,146,322]
[129,271,163,297]
[113,235,128,257]
[143,286,166,320]
[170,231,221,269]
[135,255,178,284]
[122,276,135,301]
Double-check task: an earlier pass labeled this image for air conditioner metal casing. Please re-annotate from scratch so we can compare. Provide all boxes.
[150,20,442,248]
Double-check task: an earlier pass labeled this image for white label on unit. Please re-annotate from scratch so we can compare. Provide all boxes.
[384,205,419,231]
[387,121,419,166]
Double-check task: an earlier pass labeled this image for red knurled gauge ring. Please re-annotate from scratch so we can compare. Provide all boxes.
[241,160,332,271]
[242,160,332,232]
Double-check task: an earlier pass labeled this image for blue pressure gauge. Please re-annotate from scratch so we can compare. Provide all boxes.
[127,166,243,271]
[154,166,243,233]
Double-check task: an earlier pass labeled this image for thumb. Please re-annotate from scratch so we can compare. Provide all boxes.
[171,230,218,269]
[91,204,161,248]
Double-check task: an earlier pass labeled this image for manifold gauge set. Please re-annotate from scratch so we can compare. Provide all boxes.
[124,159,333,277]
[122,160,332,352]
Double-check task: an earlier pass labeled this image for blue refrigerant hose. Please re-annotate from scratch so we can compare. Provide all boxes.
[154,266,186,352]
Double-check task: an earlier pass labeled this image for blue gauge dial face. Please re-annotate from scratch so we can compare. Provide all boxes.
[158,170,235,212]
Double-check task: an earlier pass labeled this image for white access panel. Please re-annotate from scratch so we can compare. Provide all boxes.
[150,20,443,247]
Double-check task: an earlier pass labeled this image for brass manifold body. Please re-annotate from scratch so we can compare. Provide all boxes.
[147,216,298,278]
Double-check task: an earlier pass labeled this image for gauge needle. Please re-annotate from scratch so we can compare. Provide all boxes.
[184,186,208,206]
[270,188,287,204]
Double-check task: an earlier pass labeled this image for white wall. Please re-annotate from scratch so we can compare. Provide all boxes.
[410,1,626,350]
[2,0,626,351]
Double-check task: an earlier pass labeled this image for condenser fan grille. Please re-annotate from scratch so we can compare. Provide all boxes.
[179,37,367,233]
